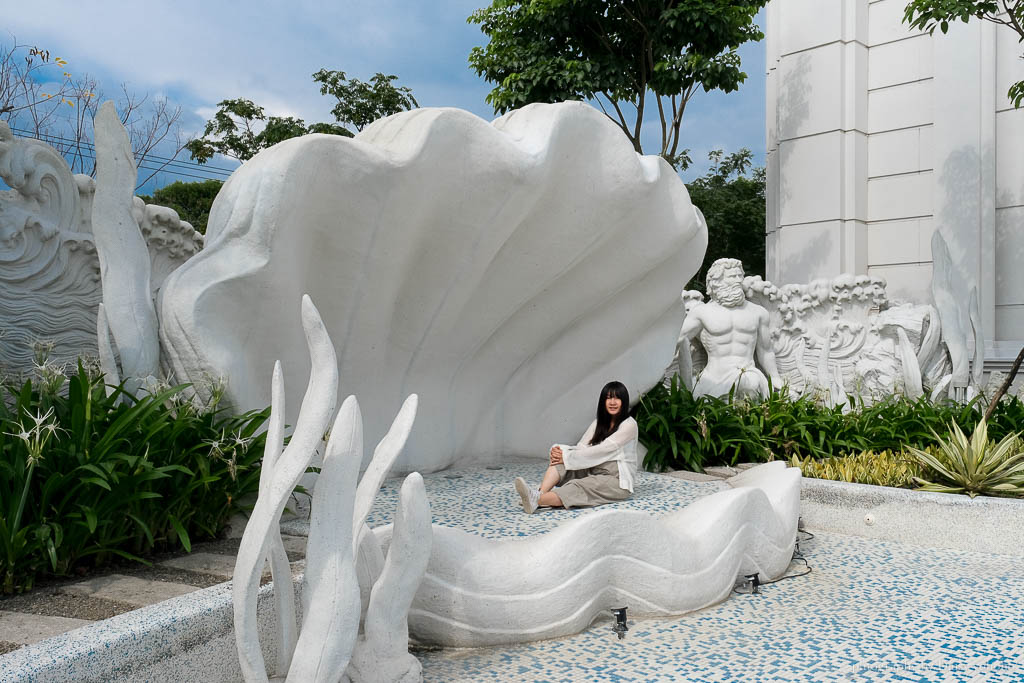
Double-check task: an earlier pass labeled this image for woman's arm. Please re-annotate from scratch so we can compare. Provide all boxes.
[577,420,596,446]
[562,419,638,470]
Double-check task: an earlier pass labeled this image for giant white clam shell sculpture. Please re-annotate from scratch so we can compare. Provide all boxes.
[148,101,707,472]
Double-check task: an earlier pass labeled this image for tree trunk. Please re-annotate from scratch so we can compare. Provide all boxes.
[983,345,1024,423]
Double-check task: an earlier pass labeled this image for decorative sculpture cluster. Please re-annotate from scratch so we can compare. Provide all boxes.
[52,99,705,472]
[0,117,202,377]
[672,253,984,406]
[233,295,429,683]
[233,297,800,680]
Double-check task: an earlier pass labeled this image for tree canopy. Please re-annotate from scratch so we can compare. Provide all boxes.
[903,0,1023,107]
[468,0,767,170]
[685,149,765,293]
[186,71,417,164]
[312,70,418,132]
[139,179,223,234]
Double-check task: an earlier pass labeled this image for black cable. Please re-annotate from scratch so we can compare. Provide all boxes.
[8,126,236,178]
[732,530,815,594]
[3,143,228,183]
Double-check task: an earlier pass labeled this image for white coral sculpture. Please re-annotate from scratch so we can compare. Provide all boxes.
[233,295,431,683]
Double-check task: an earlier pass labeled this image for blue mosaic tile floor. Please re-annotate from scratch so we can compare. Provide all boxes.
[364,463,727,538]
[291,465,1024,681]
[415,531,1024,682]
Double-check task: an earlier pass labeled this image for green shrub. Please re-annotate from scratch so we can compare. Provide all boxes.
[634,376,1024,473]
[0,363,270,593]
[908,419,1024,498]
[790,450,924,488]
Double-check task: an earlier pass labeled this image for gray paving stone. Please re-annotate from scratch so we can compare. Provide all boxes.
[160,552,242,580]
[703,466,739,478]
[281,534,307,558]
[59,574,197,608]
[662,469,724,482]
[0,611,92,645]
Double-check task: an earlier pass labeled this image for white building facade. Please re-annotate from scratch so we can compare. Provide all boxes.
[765,0,1024,365]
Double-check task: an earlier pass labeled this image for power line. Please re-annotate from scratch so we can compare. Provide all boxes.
[8,126,237,178]
[14,144,231,183]
[11,126,237,173]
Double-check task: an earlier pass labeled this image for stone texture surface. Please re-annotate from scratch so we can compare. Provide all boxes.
[0,611,91,645]
[60,574,198,608]
[799,476,1024,557]
[664,469,724,482]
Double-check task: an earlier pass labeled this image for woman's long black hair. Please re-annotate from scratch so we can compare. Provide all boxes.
[590,381,630,445]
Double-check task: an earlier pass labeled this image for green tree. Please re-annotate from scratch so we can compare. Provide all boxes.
[186,71,418,164]
[903,0,1023,107]
[684,149,765,293]
[184,98,351,164]
[312,70,418,132]
[468,0,766,170]
[139,179,223,234]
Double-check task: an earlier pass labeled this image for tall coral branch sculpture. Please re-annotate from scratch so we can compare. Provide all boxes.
[232,295,430,683]
[91,101,160,391]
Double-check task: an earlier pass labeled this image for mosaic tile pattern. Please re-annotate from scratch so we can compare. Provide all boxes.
[287,464,728,539]
[415,531,1024,682]
[282,466,1024,681]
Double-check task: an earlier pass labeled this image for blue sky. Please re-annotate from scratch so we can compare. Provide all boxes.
[6,1,766,193]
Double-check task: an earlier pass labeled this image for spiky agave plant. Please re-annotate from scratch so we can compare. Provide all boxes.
[908,419,1024,498]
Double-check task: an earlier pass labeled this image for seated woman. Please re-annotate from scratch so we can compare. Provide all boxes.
[514,381,638,514]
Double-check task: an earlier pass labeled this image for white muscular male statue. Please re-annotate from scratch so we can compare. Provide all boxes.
[678,258,782,400]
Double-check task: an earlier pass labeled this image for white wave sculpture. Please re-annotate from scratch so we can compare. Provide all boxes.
[371,460,801,647]
[233,295,430,683]
[0,116,202,377]
[145,101,706,472]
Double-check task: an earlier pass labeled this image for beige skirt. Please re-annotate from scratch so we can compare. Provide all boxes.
[553,460,631,509]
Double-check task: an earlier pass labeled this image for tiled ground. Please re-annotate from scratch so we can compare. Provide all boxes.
[368,463,728,537]
[349,465,1024,682]
[285,463,728,539]
[415,531,1024,682]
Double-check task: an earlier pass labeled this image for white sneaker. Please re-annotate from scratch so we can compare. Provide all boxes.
[514,477,540,514]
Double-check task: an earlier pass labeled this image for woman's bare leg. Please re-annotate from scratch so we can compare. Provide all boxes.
[536,465,565,507]
[538,491,563,507]
[539,466,561,494]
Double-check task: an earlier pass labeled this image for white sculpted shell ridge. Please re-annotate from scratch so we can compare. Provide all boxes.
[159,101,706,471]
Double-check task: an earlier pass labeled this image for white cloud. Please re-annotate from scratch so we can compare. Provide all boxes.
[5,1,766,187]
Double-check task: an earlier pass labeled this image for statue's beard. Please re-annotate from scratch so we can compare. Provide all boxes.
[714,283,745,308]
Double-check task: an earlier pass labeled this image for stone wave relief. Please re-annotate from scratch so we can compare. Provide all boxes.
[0,120,203,375]
[233,297,801,682]
[89,99,708,472]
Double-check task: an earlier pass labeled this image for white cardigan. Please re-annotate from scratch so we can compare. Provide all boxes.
[556,417,639,493]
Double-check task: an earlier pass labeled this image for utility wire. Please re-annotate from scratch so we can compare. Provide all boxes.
[8,144,230,183]
[10,126,237,172]
[8,126,237,178]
